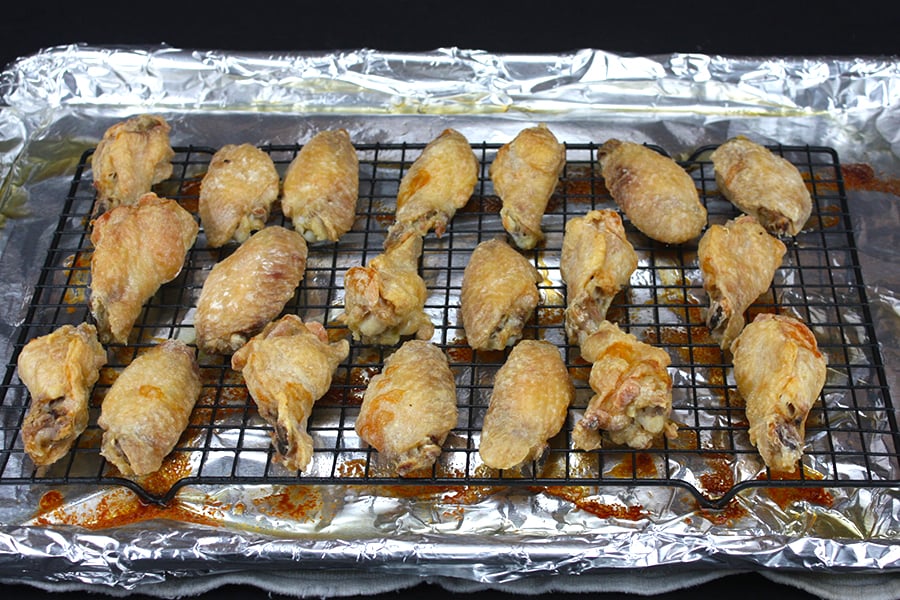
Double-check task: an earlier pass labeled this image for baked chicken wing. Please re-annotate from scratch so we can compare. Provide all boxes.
[355,340,457,475]
[16,323,106,467]
[711,136,813,236]
[195,225,308,355]
[231,315,350,472]
[339,232,434,346]
[478,340,574,471]
[489,124,566,250]
[698,215,787,350]
[460,238,542,351]
[560,209,638,348]
[731,313,827,473]
[598,139,707,244]
[198,143,280,248]
[385,129,479,249]
[573,321,676,450]
[282,129,359,243]
[98,339,201,477]
[91,114,174,212]
[89,192,199,345]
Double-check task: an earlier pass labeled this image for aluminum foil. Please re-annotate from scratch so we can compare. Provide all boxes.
[0,45,899,593]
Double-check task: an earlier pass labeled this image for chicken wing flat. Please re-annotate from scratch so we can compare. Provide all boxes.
[598,139,707,244]
[16,323,106,467]
[460,238,542,351]
[698,215,787,350]
[89,192,199,345]
[560,209,638,348]
[479,340,574,471]
[731,313,827,473]
[199,143,280,248]
[340,232,434,346]
[711,136,813,236]
[573,321,675,450]
[282,129,359,243]
[98,339,201,477]
[231,315,350,472]
[384,128,479,249]
[489,124,566,250]
[355,340,457,475]
[91,114,174,212]
[195,226,308,355]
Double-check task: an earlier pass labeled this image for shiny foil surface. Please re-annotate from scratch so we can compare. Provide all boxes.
[0,46,898,592]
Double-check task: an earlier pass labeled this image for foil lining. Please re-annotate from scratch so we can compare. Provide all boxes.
[0,45,899,591]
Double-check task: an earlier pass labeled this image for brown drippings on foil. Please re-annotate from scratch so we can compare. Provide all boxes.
[559,165,608,198]
[252,486,322,522]
[174,177,202,213]
[61,252,92,310]
[759,467,833,509]
[135,451,195,498]
[38,490,65,512]
[695,499,749,527]
[537,486,648,521]
[459,194,501,214]
[607,452,658,479]
[840,163,900,196]
[568,356,591,382]
[698,453,735,497]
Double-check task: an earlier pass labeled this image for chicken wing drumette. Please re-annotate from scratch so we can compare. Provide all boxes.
[91,114,174,212]
[560,209,638,348]
[490,124,566,250]
[460,238,542,351]
[698,215,787,350]
[89,192,199,345]
[231,315,350,472]
[384,129,478,249]
[479,340,574,471]
[339,232,434,346]
[16,323,107,467]
[195,226,308,355]
[731,313,827,473]
[573,321,676,451]
[711,136,813,237]
[598,139,707,244]
[282,129,360,243]
[199,143,280,248]
[355,339,457,475]
[98,339,201,477]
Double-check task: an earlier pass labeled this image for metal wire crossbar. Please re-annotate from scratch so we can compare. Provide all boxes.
[0,141,896,509]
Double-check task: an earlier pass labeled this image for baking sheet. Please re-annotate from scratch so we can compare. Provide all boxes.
[0,45,899,590]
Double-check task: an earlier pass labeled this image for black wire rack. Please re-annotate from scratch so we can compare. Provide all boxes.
[0,140,897,509]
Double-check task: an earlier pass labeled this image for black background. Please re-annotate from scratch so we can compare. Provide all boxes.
[0,1,897,599]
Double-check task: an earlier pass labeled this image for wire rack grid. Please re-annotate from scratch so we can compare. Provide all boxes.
[0,139,896,509]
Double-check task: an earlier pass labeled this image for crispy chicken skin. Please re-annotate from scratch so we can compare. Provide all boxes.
[598,139,707,244]
[199,143,280,248]
[711,136,813,237]
[282,129,360,243]
[91,114,174,212]
[731,313,827,473]
[16,323,106,467]
[355,340,457,475]
[560,209,638,348]
[384,129,479,249]
[460,238,542,351]
[573,321,676,450]
[490,124,566,250]
[231,315,350,472]
[98,339,201,477]
[698,215,787,350]
[479,340,574,470]
[340,232,434,346]
[89,192,199,345]
[195,226,308,356]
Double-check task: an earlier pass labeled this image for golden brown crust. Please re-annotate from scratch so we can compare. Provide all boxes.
[478,340,574,470]
[89,192,198,345]
[98,339,200,477]
[195,226,308,355]
[282,129,360,243]
[490,124,565,249]
[355,340,457,475]
[199,143,280,248]
[598,139,707,244]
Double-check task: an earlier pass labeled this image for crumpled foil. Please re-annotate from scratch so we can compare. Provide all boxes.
[0,45,899,592]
